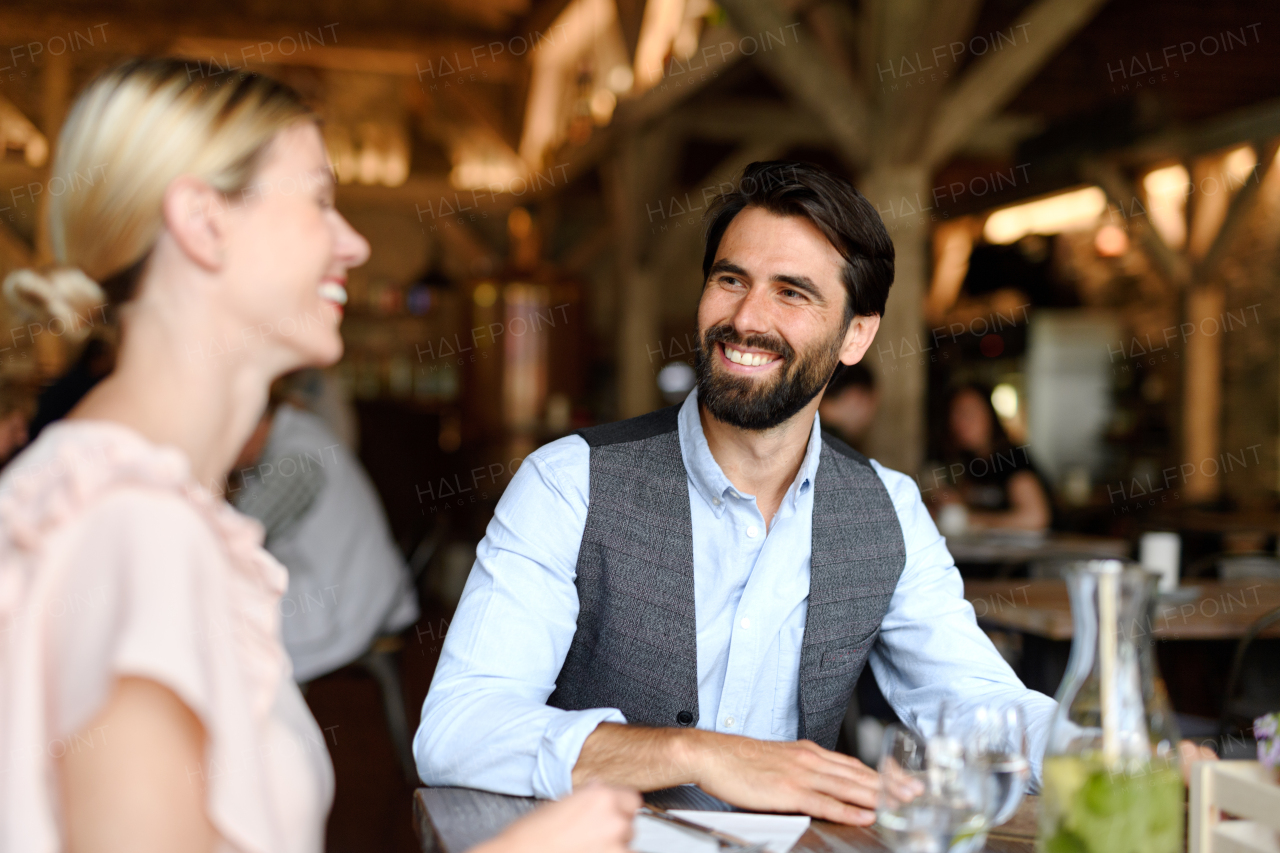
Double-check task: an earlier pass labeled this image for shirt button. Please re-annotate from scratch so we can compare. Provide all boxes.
[724,716,735,728]
[712,497,721,506]
[740,617,751,630]
[746,525,759,538]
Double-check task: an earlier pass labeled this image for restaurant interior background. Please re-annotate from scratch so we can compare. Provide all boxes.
[2,0,1280,850]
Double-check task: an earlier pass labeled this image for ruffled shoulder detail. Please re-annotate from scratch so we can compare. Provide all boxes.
[0,419,288,719]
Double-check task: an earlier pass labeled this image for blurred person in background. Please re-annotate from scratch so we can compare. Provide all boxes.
[817,362,878,454]
[0,58,636,853]
[0,379,35,467]
[27,335,117,442]
[930,383,1051,533]
[230,380,418,683]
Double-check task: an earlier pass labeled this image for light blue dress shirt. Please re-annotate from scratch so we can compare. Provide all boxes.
[414,389,1058,799]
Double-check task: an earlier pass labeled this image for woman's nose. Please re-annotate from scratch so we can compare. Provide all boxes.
[335,213,371,268]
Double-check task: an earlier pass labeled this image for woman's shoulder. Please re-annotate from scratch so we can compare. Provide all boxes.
[0,419,286,633]
[2,420,259,546]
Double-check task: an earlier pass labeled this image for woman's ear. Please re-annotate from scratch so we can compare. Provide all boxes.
[160,175,226,272]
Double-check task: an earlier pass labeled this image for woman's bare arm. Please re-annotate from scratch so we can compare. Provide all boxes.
[60,676,217,853]
[965,471,1051,531]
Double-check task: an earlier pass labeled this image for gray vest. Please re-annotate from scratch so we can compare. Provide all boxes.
[547,405,907,749]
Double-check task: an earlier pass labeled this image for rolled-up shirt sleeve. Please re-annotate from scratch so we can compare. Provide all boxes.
[413,436,625,799]
[866,461,1058,791]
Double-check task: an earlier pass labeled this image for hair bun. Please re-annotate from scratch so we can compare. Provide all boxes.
[3,267,105,330]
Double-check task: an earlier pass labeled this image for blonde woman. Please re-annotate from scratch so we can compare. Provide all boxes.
[0,59,636,853]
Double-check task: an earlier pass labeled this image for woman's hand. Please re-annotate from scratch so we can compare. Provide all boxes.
[474,785,640,853]
[1177,739,1218,785]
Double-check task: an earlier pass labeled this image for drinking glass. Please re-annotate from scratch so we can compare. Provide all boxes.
[967,703,1031,827]
[876,725,986,853]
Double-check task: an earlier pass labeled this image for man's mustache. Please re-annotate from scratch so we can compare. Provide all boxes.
[701,325,795,363]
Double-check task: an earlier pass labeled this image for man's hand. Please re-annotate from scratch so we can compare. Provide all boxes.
[573,723,879,826]
[692,734,880,826]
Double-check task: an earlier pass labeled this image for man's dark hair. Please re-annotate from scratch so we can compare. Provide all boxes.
[701,160,895,323]
[826,362,876,397]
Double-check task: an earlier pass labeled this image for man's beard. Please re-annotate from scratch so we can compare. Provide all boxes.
[694,322,846,431]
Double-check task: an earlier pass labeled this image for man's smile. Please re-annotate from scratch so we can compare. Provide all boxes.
[719,341,782,371]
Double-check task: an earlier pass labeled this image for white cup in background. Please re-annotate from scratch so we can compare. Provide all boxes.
[1139,531,1180,592]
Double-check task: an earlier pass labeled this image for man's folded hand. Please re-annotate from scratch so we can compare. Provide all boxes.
[688,733,880,826]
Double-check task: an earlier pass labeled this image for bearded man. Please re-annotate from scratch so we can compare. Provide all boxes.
[413,160,1059,824]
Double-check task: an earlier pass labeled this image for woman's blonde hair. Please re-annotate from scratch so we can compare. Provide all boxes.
[4,58,315,322]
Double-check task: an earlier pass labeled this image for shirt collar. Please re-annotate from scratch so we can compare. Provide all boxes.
[677,387,824,518]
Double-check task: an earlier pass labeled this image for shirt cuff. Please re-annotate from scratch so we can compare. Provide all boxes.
[532,707,627,799]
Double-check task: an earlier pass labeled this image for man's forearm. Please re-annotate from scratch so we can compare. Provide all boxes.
[572,722,707,791]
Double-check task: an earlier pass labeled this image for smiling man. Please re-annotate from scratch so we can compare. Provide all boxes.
[413,161,1059,824]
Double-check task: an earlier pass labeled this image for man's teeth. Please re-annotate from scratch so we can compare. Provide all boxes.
[724,345,777,367]
[318,282,348,305]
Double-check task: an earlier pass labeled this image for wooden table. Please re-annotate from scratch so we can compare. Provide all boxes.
[964,578,1280,641]
[945,532,1130,567]
[413,786,1039,852]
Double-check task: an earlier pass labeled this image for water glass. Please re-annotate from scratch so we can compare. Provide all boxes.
[876,725,986,853]
[968,703,1030,827]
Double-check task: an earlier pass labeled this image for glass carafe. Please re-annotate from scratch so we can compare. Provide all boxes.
[1037,560,1183,853]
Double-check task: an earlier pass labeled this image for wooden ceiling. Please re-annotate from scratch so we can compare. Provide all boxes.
[3,0,1280,252]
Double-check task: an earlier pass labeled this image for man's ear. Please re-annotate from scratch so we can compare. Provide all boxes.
[838,313,882,366]
[160,175,227,272]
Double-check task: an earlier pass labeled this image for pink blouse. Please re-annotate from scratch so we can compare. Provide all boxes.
[0,420,333,853]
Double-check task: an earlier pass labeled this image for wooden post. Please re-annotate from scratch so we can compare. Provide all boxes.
[1182,284,1225,502]
[35,50,71,265]
[861,164,930,476]
[606,137,661,418]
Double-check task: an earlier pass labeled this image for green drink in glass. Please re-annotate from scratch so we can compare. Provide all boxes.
[1036,562,1185,853]
[1039,754,1182,853]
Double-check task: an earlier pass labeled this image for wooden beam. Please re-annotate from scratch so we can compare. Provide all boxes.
[716,0,870,168]
[648,135,791,275]
[920,0,1110,169]
[675,100,826,145]
[0,10,519,80]
[0,221,33,271]
[168,36,519,80]
[614,0,646,64]
[1084,159,1192,288]
[883,0,985,158]
[801,1,859,87]
[541,23,747,188]
[1195,144,1275,282]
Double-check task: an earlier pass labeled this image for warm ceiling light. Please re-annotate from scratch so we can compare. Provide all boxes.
[518,0,617,168]
[1142,164,1189,249]
[589,89,617,124]
[1094,224,1129,257]
[606,64,634,93]
[992,384,1019,419]
[326,122,409,187]
[1223,145,1257,187]
[983,187,1107,244]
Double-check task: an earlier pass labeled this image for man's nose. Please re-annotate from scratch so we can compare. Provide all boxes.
[730,284,773,337]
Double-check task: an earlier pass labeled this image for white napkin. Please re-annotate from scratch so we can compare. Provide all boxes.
[631,811,811,853]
